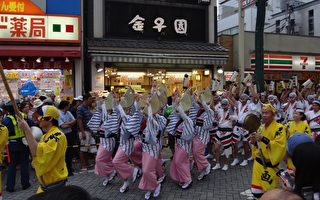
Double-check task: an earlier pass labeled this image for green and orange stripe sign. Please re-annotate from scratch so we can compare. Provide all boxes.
[251,54,320,71]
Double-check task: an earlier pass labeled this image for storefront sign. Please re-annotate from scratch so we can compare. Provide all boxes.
[105,1,207,42]
[0,0,45,15]
[242,0,255,9]
[0,14,80,43]
[250,54,320,71]
[128,15,188,34]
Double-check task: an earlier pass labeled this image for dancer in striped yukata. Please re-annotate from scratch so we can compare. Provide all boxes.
[192,96,214,181]
[112,100,142,193]
[154,112,167,183]
[95,95,120,186]
[139,96,162,199]
[212,99,237,171]
[229,92,260,167]
[169,94,194,189]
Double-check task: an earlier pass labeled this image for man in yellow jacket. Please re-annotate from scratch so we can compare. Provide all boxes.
[250,104,287,199]
[18,105,68,193]
[0,117,9,199]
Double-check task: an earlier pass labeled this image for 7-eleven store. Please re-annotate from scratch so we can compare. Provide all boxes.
[250,53,320,93]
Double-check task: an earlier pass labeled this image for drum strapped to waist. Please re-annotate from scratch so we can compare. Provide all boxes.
[243,113,261,133]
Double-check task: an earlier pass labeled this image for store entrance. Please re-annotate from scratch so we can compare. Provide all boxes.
[103,66,212,95]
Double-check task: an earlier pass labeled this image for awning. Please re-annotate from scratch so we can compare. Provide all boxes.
[88,39,228,65]
[0,45,81,57]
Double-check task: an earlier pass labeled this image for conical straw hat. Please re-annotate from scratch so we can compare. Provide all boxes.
[200,88,213,104]
[159,83,167,95]
[138,93,148,109]
[157,90,167,107]
[143,93,160,115]
[180,89,192,112]
[120,87,134,108]
[105,93,114,110]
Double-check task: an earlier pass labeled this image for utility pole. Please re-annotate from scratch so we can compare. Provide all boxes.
[255,0,268,93]
[238,0,245,89]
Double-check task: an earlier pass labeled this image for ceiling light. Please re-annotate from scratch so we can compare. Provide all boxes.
[8,57,12,62]
[96,64,103,73]
[65,57,70,62]
[217,66,224,74]
[21,57,26,62]
[36,57,41,63]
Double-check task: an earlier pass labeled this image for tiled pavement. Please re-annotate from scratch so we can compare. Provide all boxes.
[2,158,253,200]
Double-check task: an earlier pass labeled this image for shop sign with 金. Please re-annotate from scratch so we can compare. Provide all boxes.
[129,15,187,34]
[0,14,80,43]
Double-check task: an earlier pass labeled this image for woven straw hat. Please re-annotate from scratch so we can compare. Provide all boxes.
[157,90,167,107]
[105,93,114,110]
[159,84,167,95]
[200,88,213,104]
[180,89,192,112]
[143,93,160,115]
[120,87,134,108]
[138,93,148,109]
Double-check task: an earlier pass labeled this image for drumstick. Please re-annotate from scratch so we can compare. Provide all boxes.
[0,62,21,118]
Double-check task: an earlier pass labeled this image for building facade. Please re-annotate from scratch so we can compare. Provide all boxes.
[0,0,82,102]
[220,32,320,94]
[84,0,228,94]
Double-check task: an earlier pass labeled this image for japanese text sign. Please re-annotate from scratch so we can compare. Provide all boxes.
[0,0,45,15]
[105,2,207,42]
[0,14,80,43]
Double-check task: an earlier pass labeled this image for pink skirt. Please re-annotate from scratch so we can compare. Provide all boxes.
[130,140,142,168]
[156,153,164,178]
[138,152,159,191]
[192,136,209,172]
[112,148,134,180]
[170,144,192,183]
[95,145,114,177]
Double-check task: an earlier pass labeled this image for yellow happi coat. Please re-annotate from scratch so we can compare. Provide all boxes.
[32,126,68,193]
[251,120,286,194]
[0,125,8,195]
[285,120,312,170]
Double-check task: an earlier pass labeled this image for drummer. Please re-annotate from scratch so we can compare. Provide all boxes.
[17,105,68,193]
[250,104,287,198]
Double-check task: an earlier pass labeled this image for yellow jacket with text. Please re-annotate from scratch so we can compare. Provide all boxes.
[0,124,8,164]
[285,120,312,138]
[252,120,287,165]
[32,126,68,193]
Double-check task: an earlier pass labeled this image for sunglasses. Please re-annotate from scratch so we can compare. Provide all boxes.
[38,116,52,121]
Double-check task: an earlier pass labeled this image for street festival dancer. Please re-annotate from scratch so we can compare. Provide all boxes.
[112,87,141,193]
[250,104,287,199]
[306,100,320,142]
[94,93,120,186]
[169,89,194,189]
